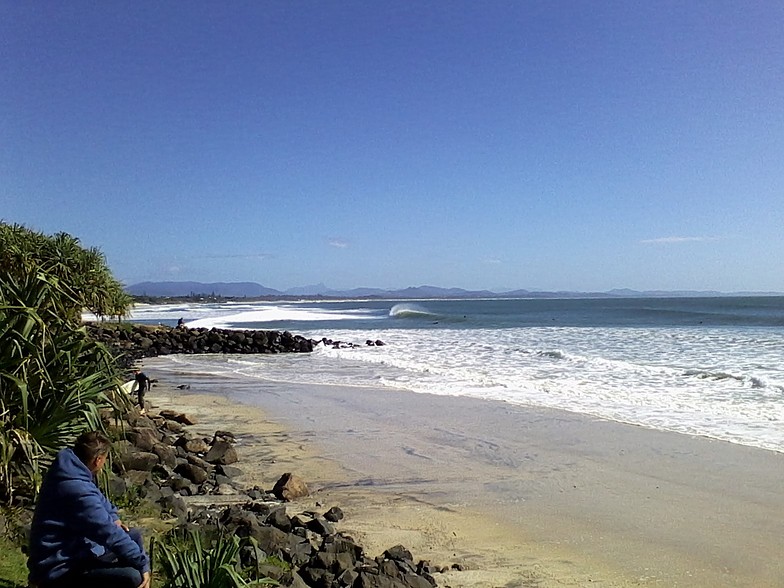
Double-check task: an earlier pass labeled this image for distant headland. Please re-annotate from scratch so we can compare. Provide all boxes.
[125,281,783,301]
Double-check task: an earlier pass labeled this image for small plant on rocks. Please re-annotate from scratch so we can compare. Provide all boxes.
[152,528,278,588]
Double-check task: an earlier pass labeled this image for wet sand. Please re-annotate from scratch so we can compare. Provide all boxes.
[144,357,784,587]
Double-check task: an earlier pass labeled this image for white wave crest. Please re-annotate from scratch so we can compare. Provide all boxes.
[389,303,438,319]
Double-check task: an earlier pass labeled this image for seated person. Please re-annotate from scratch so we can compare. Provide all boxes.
[28,431,150,588]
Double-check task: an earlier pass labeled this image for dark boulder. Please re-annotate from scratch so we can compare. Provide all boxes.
[266,508,292,532]
[204,440,238,465]
[175,463,208,484]
[324,506,344,522]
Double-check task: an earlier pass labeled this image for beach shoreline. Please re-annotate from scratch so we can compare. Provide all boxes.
[144,356,784,587]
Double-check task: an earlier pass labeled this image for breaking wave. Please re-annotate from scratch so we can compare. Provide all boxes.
[389,303,439,320]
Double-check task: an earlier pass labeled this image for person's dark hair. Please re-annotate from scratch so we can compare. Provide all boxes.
[73,431,111,464]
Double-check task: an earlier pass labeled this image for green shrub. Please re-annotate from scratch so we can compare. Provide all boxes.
[0,510,28,588]
[0,223,133,502]
[152,530,278,588]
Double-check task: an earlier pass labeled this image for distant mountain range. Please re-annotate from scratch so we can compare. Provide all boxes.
[125,281,783,299]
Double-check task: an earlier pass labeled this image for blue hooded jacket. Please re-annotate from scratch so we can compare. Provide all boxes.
[28,447,150,584]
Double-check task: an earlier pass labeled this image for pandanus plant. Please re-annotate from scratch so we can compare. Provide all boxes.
[0,222,133,501]
[0,271,128,500]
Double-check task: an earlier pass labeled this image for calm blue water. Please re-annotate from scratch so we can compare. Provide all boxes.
[115,296,784,452]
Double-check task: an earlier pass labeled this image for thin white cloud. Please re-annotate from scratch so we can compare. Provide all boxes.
[197,253,273,260]
[327,238,349,249]
[639,236,717,245]
[483,257,502,265]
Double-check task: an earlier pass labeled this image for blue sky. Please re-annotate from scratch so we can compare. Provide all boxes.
[2,2,783,292]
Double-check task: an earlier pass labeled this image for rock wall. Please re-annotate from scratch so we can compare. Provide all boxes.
[86,323,316,366]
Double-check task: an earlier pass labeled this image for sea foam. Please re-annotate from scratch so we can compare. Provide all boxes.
[117,298,784,453]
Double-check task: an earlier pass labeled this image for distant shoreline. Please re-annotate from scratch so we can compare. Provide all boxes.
[128,291,784,305]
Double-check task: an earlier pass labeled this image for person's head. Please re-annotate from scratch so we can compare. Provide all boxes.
[73,431,112,474]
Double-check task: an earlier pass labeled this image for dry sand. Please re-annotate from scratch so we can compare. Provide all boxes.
[145,359,784,587]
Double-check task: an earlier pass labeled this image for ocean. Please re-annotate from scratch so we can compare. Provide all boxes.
[123,296,784,453]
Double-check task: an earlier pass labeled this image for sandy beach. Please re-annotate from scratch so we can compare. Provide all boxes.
[144,357,784,587]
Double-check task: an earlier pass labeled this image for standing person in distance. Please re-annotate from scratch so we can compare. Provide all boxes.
[28,431,151,588]
[133,369,151,413]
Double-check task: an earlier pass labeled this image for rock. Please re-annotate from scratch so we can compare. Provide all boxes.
[175,463,209,485]
[416,561,441,575]
[266,508,292,532]
[402,574,434,588]
[177,413,198,426]
[108,475,128,498]
[86,323,319,364]
[152,443,178,469]
[355,571,408,588]
[301,567,335,587]
[159,493,188,521]
[322,534,364,560]
[163,420,184,434]
[338,569,360,586]
[120,451,159,472]
[168,475,191,492]
[125,470,151,487]
[186,454,212,471]
[324,506,344,522]
[127,414,158,430]
[217,464,243,478]
[291,513,313,529]
[213,430,236,442]
[204,440,238,465]
[385,545,414,562]
[127,428,160,452]
[287,536,314,566]
[250,524,290,557]
[183,438,210,454]
[379,559,399,577]
[307,515,335,536]
[161,410,198,426]
[246,488,266,500]
[140,480,163,503]
[272,473,309,501]
[288,571,310,588]
[312,551,356,575]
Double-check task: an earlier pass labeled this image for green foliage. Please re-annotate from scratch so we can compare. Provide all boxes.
[259,555,290,573]
[0,222,132,501]
[0,222,132,320]
[152,530,278,588]
[0,531,28,587]
[110,483,144,512]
